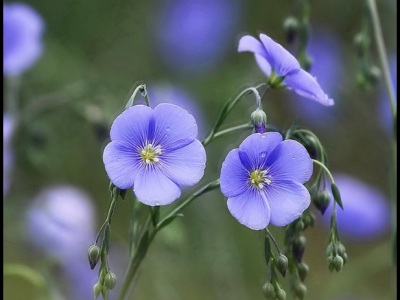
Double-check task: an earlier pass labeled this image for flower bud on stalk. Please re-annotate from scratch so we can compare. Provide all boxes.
[276,254,289,277]
[251,109,267,134]
[88,245,101,270]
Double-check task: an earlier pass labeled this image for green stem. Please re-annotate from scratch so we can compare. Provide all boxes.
[366,0,396,117]
[266,228,282,254]
[202,123,253,146]
[125,84,148,110]
[312,159,335,184]
[117,179,221,300]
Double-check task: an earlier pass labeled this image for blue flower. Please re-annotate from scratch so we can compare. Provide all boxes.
[3,2,44,77]
[238,33,334,106]
[103,103,206,206]
[220,132,313,230]
[153,0,241,75]
[3,114,14,197]
[320,174,391,242]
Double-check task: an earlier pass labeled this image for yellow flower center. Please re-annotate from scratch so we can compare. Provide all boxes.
[249,170,271,189]
[140,143,162,164]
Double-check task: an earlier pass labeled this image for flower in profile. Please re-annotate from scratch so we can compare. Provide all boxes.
[26,185,97,300]
[3,114,14,197]
[320,174,391,241]
[3,2,44,77]
[238,33,334,106]
[220,132,313,230]
[152,0,241,75]
[103,103,206,206]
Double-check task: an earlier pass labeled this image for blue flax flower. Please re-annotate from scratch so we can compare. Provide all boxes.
[320,174,391,242]
[220,132,313,230]
[3,2,44,77]
[103,103,206,206]
[238,33,334,106]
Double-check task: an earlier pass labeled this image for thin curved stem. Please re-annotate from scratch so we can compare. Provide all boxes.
[312,159,335,184]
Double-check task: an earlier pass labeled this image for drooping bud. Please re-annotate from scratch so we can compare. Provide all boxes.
[251,109,267,134]
[353,32,369,58]
[298,262,309,281]
[88,245,101,270]
[327,255,335,272]
[295,220,304,233]
[276,288,286,300]
[93,282,103,300]
[275,254,289,277]
[313,190,331,215]
[104,271,117,290]
[293,236,306,262]
[294,282,307,300]
[262,282,275,299]
[283,16,299,44]
[333,255,344,272]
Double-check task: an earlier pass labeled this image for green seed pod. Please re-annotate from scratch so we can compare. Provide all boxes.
[276,254,289,277]
[88,245,101,270]
[298,262,309,281]
[104,272,117,290]
[333,255,344,272]
[276,288,286,300]
[262,282,275,299]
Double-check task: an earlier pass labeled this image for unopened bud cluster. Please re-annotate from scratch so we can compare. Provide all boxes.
[262,282,286,300]
[326,242,348,272]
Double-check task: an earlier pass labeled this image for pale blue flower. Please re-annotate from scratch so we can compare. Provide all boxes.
[220,132,313,230]
[3,2,44,77]
[320,174,391,241]
[238,33,334,106]
[103,103,206,206]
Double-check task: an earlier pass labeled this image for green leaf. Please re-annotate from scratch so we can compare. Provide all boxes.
[331,183,343,210]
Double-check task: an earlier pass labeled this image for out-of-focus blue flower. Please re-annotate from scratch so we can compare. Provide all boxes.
[288,31,343,125]
[378,55,397,134]
[145,82,206,139]
[152,0,241,75]
[26,185,97,300]
[238,33,334,106]
[220,132,313,230]
[320,174,391,241]
[103,104,206,206]
[3,2,44,77]
[3,114,14,197]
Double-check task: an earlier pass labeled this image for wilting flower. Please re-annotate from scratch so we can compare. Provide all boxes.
[320,174,391,241]
[26,185,97,300]
[103,103,206,206]
[288,30,343,125]
[238,33,334,106]
[3,115,14,197]
[3,2,44,77]
[152,0,241,75]
[220,132,313,230]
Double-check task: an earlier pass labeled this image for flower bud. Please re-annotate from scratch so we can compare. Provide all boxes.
[276,288,286,300]
[283,16,298,43]
[251,109,267,134]
[294,282,307,300]
[262,282,275,299]
[333,255,344,272]
[327,255,335,272]
[353,32,369,57]
[295,221,304,233]
[88,245,101,270]
[293,236,306,262]
[313,190,331,215]
[104,271,117,290]
[298,262,309,281]
[276,254,288,277]
[93,282,103,299]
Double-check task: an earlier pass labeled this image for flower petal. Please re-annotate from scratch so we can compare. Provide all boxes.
[254,54,272,77]
[239,132,283,170]
[134,167,181,206]
[259,34,300,76]
[110,105,154,147]
[153,103,198,151]
[264,180,311,226]
[220,149,250,197]
[238,35,266,56]
[266,140,313,183]
[160,139,206,186]
[227,188,271,230]
[103,141,141,189]
[283,69,334,106]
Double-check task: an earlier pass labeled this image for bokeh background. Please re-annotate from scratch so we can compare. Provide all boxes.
[3,0,397,299]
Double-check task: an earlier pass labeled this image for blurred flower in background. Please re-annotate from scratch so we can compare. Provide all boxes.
[3,2,44,77]
[152,0,241,75]
[288,29,344,126]
[319,173,391,242]
[3,114,15,197]
[146,82,207,139]
[378,54,397,135]
[26,185,97,300]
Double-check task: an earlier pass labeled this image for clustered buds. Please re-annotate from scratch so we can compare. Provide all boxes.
[326,242,348,272]
[262,282,286,300]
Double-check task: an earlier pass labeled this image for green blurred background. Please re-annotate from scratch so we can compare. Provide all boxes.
[4,0,397,299]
